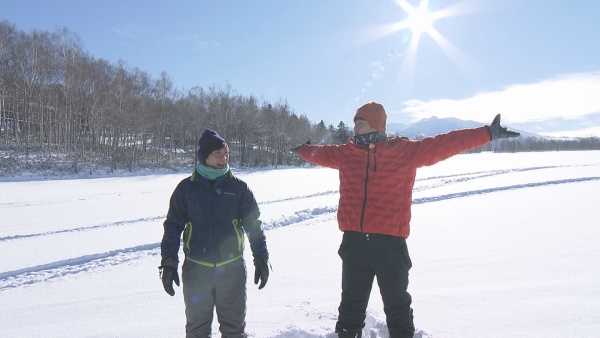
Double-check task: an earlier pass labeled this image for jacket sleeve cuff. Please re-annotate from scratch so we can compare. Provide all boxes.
[160,256,179,268]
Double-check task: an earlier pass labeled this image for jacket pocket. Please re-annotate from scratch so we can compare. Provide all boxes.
[231,219,245,252]
[183,222,193,255]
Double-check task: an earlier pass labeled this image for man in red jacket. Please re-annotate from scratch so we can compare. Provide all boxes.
[293,102,519,338]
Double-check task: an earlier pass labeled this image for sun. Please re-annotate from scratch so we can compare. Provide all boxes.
[352,0,471,102]
[399,0,438,40]
[385,0,468,80]
[357,0,464,53]
[391,0,445,46]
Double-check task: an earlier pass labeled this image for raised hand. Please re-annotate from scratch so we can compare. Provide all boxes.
[486,114,520,140]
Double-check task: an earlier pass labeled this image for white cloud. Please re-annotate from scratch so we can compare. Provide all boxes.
[400,71,600,125]
[112,25,151,39]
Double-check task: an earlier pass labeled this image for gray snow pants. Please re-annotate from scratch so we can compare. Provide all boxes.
[336,231,415,338]
[182,258,247,338]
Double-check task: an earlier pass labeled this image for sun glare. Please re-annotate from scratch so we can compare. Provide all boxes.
[384,0,469,81]
[393,0,443,44]
[402,0,436,38]
[353,0,471,103]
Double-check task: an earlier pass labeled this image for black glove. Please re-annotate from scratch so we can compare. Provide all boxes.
[159,257,180,296]
[291,140,310,154]
[254,260,270,290]
[485,114,520,141]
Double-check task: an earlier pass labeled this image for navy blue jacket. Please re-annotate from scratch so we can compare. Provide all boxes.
[161,169,268,267]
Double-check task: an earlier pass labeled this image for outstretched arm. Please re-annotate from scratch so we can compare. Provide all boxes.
[486,114,520,140]
[291,140,310,153]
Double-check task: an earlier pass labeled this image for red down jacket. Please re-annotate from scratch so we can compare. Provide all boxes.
[299,127,491,238]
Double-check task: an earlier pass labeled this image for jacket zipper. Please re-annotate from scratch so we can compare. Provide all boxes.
[359,148,371,234]
[211,185,217,268]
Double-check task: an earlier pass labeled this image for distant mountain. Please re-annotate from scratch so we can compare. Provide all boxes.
[386,116,538,139]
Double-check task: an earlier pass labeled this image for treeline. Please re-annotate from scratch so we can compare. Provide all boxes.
[0,21,354,175]
[1,21,598,177]
[487,136,600,152]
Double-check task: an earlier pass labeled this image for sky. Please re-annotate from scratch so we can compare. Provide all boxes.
[1,151,599,337]
[2,0,600,137]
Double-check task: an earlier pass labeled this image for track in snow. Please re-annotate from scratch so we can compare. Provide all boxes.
[2,165,597,292]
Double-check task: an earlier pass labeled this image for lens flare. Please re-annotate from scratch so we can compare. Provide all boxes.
[351,0,475,105]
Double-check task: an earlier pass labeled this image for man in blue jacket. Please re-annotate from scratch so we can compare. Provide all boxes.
[160,129,270,338]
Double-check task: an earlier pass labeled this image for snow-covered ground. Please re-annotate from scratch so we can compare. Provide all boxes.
[1,150,599,338]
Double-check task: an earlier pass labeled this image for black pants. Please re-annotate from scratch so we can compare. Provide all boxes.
[336,231,415,338]
[182,258,247,338]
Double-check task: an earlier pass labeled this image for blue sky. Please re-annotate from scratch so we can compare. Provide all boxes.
[2,0,600,137]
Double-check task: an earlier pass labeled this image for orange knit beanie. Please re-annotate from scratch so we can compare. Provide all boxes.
[353,101,387,132]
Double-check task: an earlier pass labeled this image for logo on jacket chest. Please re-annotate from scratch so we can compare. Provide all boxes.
[214,187,236,197]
